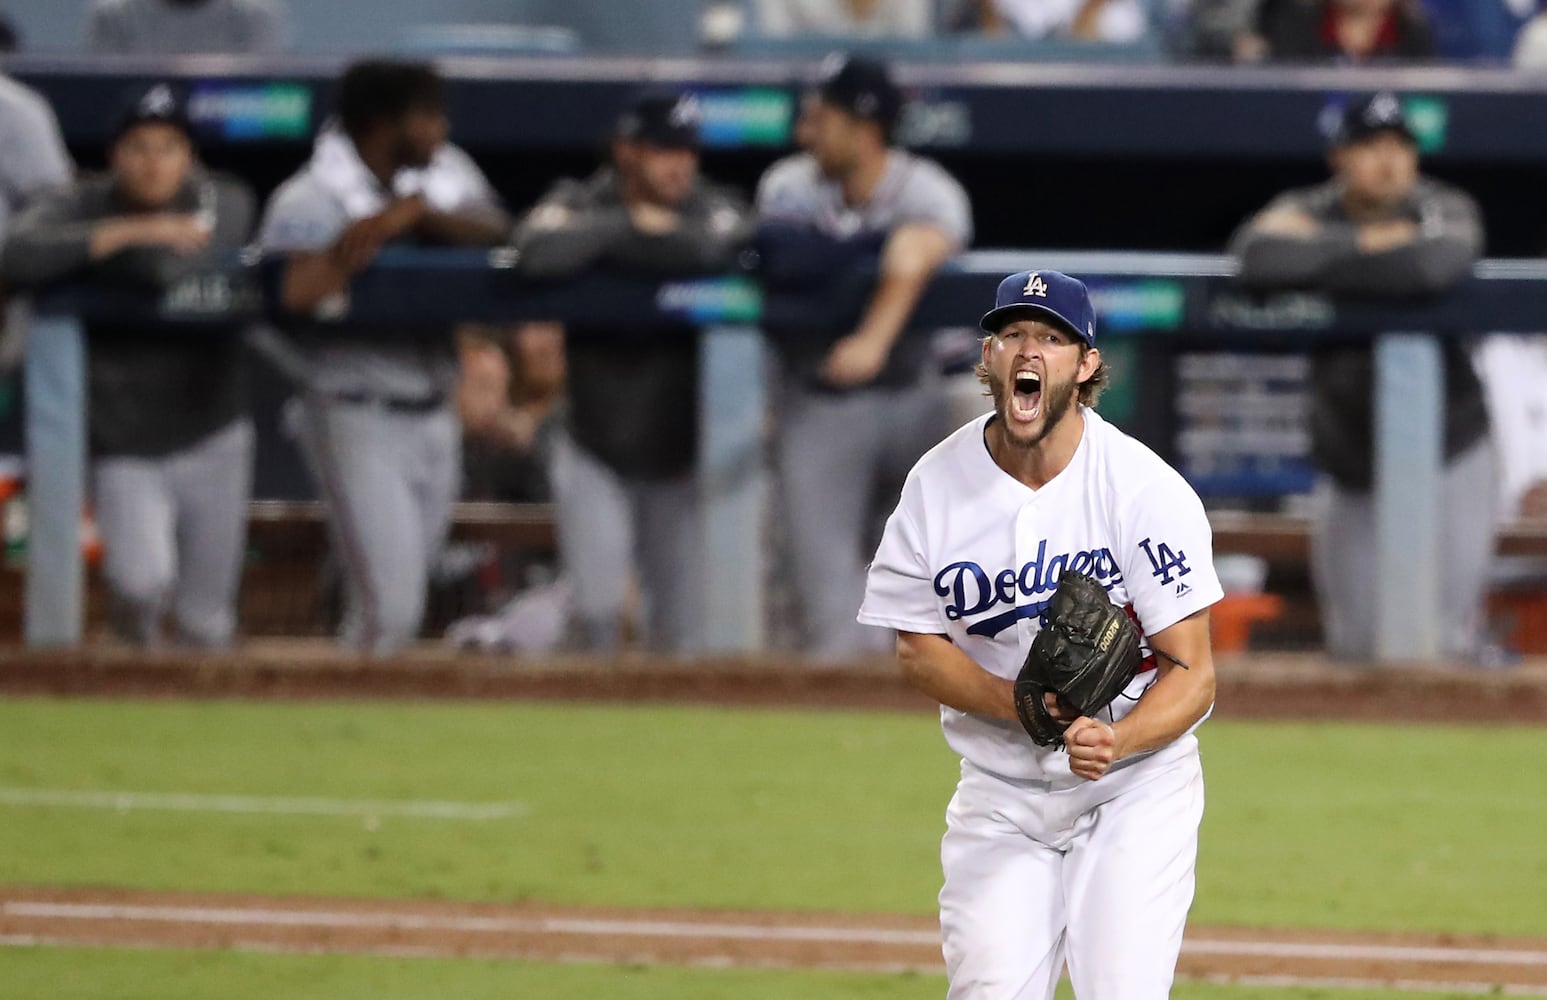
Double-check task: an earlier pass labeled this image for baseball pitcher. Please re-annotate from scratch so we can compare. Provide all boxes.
[859,270,1222,999]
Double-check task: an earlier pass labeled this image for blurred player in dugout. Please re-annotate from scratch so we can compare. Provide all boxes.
[512,89,753,652]
[1231,91,1492,662]
[258,59,510,656]
[2,83,257,647]
[756,54,972,657]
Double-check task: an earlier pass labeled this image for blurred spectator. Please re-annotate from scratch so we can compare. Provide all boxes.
[1515,3,1547,67]
[86,0,287,54]
[1256,0,1436,62]
[1230,92,1490,662]
[442,324,567,653]
[512,89,753,653]
[1,83,256,647]
[755,55,971,657]
[0,12,17,52]
[755,0,932,37]
[457,322,565,506]
[256,59,510,656]
[1164,0,1261,59]
[1423,0,1532,61]
[961,0,1149,42]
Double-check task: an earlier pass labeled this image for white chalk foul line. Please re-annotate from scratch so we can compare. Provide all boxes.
[1195,973,1547,997]
[5,925,1547,996]
[1185,939,1547,967]
[0,903,935,945]
[0,788,528,821]
[7,902,1547,970]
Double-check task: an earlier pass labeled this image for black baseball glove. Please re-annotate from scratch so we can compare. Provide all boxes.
[1013,571,1144,749]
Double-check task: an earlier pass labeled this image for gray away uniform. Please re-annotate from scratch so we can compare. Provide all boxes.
[513,167,753,651]
[756,149,972,657]
[86,0,287,54]
[1231,176,1493,661]
[2,170,257,647]
[0,74,73,245]
[0,73,74,368]
[259,135,504,655]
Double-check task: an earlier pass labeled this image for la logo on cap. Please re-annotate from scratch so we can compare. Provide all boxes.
[1023,272,1048,298]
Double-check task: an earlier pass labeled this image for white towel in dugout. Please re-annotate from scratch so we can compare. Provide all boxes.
[1475,333,1547,521]
[307,122,497,220]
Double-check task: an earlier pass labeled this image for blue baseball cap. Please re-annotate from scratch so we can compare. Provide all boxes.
[1327,91,1416,149]
[112,82,193,143]
[979,269,1097,346]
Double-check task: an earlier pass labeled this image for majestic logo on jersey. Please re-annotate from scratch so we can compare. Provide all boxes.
[1138,537,1191,585]
[1023,272,1049,297]
[933,539,1122,638]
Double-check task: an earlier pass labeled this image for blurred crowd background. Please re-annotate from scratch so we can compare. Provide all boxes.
[2,0,1546,65]
[2,0,1546,664]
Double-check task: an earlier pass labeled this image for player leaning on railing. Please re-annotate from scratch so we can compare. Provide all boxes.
[1,82,256,648]
[511,88,753,653]
[1230,91,1491,663]
[256,59,510,657]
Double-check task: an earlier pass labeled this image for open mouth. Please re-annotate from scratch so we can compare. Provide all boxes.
[1011,371,1042,421]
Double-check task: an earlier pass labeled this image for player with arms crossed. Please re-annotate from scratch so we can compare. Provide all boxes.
[859,270,1223,999]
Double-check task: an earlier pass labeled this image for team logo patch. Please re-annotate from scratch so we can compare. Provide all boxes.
[1023,272,1048,298]
[1138,538,1191,585]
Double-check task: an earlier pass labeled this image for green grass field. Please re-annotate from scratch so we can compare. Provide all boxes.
[1,697,1542,934]
[0,696,1543,997]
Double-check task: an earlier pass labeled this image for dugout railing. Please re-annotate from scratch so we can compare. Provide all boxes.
[21,248,1547,660]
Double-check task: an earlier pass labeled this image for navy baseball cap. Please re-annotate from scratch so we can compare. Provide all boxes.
[979,270,1098,346]
[1329,91,1416,148]
[616,89,701,150]
[813,53,902,133]
[113,82,193,142]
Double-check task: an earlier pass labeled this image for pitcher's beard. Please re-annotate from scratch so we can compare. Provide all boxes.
[989,370,1078,450]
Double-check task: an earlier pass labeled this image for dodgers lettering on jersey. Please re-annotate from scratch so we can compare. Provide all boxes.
[935,539,1123,638]
[858,407,1224,784]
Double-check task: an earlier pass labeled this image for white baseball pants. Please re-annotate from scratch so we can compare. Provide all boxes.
[939,741,1204,1000]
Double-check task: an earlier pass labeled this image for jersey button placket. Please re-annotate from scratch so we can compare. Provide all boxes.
[1014,501,1041,647]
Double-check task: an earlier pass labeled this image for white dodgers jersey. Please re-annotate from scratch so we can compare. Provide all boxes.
[858,407,1224,783]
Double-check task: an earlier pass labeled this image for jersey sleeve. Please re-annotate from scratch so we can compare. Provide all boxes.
[401,143,506,218]
[257,178,347,253]
[754,156,816,225]
[895,161,973,249]
[858,475,943,634]
[1115,471,1224,638]
[0,92,73,206]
